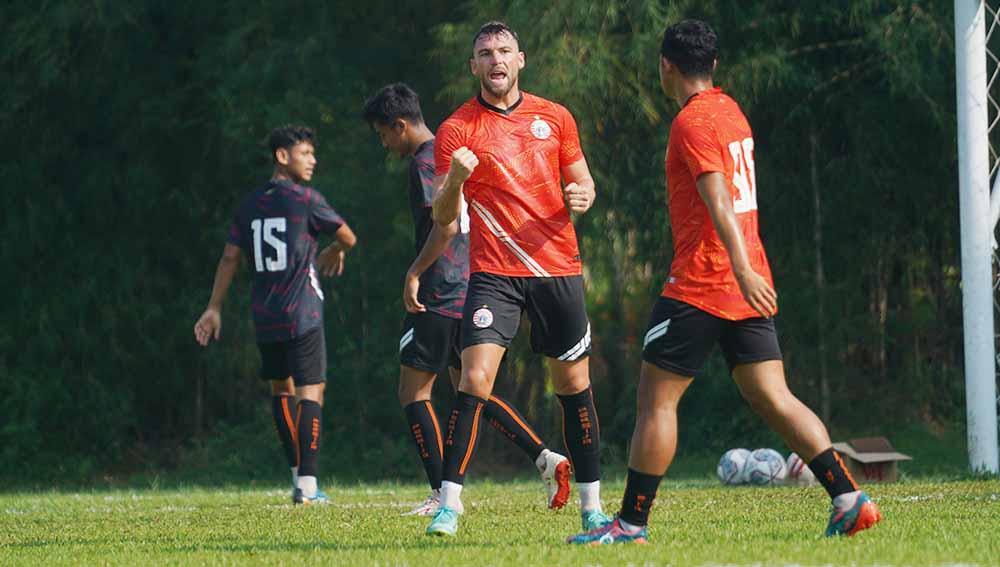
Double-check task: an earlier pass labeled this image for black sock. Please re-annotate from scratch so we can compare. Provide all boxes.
[271,394,298,468]
[808,447,859,499]
[296,400,322,478]
[485,395,546,461]
[404,400,444,491]
[619,468,663,527]
[557,387,601,483]
[441,392,487,485]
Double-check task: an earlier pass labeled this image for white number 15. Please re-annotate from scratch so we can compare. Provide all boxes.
[250,217,287,272]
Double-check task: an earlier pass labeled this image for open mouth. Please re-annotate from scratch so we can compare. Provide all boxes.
[489,69,507,82]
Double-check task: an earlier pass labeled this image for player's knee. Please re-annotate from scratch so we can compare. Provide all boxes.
[296,383,325,405]
[270,378,295,396]
[397,379,432,406]
[398,368,435,405]
[744,388,792,417]
[553,375,590,396]
[460,366,494,396]
[636,397,678,423]
[397,382,413,406]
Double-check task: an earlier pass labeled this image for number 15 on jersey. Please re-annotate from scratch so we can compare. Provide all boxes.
[250,217,287,272]
[729,137,758,214]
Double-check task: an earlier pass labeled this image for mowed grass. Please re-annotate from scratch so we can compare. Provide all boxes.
[1,478,998,566]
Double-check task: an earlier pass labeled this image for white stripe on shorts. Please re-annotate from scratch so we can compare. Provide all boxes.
[643,319,671,348]
[557,323,592,361]
[399,328,415,352]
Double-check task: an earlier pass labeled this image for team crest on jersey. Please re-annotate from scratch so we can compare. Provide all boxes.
[472,306,494,328]
[530,117,552,140]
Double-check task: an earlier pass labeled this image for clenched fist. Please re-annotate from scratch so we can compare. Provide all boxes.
[563,182,595,213]
[450,147,479,183]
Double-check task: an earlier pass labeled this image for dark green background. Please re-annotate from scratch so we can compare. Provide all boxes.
[1,1,978,485]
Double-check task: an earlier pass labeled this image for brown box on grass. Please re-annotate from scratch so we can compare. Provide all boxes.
[831,436,912,483]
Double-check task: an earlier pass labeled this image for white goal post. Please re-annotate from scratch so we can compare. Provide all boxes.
[955,0,1000,473]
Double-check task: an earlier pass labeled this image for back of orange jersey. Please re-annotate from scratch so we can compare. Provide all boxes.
[661,87,774,320]
[435,93,585,277]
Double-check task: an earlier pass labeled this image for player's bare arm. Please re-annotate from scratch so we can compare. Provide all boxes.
[431,147,478,225]
[194,243,242,346]
[695,172,777,318]
[317,223,357,277]
[404,220,460,313]
[561,157,596,214]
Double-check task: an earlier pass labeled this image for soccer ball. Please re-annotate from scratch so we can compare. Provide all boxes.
[744,448,788,485]
[717,448,751,485]
[785,452,817,485]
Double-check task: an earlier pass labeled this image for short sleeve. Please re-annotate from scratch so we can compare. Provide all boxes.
[434,119,465,177]
[309,189,345,235]
[410,153,437,207]
[226,213,244,248]
[558,107,583,167]
[674,115,725,178]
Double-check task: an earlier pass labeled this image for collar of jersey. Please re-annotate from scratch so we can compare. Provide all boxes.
[683,86,722,108]
[476,92,524,116]
[415,138,434,155]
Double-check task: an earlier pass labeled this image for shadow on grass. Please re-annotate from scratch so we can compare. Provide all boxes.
[162,539,503,554]
[8,538,511,554]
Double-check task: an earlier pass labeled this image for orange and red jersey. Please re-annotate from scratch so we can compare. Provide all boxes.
[435,92,584,277]
[662,87,775,321]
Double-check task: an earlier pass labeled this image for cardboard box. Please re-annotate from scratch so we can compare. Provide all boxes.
[831,436,912,483]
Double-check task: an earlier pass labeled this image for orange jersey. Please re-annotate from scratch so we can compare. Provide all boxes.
[661,87,774,320]
[435,92,584,277]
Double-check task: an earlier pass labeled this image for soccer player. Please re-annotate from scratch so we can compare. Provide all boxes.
[362,83,572,516]
[425,22,610,537]
[193,125,356,505]
[567,20,882,544]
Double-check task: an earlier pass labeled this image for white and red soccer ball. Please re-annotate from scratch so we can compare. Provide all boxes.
[785,452,817,485]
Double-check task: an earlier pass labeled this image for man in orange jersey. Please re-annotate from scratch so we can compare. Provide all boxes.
[568,20,881,545]
[362,83,571,517]
[426,21,610,537]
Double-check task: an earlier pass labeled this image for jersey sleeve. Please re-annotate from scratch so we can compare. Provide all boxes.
[674,115,725,178]
[410,154,437,207]
[558,107,583,168]
[434,119,465,177]
[226,211,245,249]
[308,189,345,235]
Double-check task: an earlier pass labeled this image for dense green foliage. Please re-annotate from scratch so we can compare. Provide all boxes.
[2,479,998,565]
[0,1,975,482]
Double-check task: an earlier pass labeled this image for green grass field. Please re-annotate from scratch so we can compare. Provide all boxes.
[2,478,998,566]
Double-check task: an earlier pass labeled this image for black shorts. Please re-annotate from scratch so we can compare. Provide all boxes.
[399,311,462,373]
[641,297,782,376]
[257,326,327,386]
[461,273,591,361]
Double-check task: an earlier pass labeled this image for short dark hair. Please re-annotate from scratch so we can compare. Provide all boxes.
[661,20,718,78]
[362,83,425,127]
[269,125,315,160]
[473,21,519,47]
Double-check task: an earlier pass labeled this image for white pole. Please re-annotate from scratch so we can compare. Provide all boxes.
[956,0,1000,473]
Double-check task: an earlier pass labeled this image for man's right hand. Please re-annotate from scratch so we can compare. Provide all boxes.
[403,272,426,314]
[450,147,479,183]
[735,270,778,319]
[194,308,222,346]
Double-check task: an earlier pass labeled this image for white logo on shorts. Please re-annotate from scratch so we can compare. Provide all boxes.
[530,117,552,140]
[472,306,494,329]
